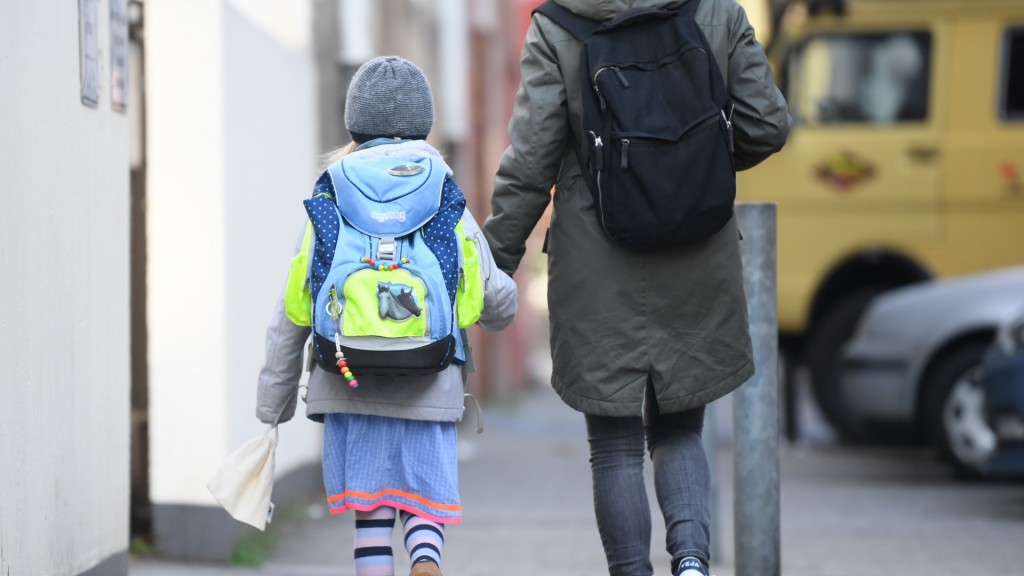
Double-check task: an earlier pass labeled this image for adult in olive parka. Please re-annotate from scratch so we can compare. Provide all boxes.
[482,1,790,575]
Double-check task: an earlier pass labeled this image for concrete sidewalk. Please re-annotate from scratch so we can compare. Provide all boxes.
[131,384,705,576]
[131,381,1024,576]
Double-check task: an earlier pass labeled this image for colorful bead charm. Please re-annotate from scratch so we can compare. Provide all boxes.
[335,351,358,389]
[361,256,409,272]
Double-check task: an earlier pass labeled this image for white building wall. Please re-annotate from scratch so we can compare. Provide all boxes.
[0,1,131,574]
[146,0,231,509]
[145,0,322,558]
[222,0,321,461]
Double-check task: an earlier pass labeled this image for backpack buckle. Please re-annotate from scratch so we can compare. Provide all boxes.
[377,237,396,261]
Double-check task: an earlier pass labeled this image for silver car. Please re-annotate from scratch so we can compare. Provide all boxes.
[840,266,1024,476]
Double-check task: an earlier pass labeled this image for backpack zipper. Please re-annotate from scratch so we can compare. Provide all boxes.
[589,131,604,171]
[723,104,735,153]
[612,67,629,88]
[692,46,735,152]
[327,285,343,323]
[324,285,345,371]
[592,65,628,110]
[588,130,611,236]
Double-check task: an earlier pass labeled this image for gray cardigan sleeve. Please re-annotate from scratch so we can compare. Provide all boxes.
[255,225,310,424]
[463,211,518,332]
[255,293,307,424]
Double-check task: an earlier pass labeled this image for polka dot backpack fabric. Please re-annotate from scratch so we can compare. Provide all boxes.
[302,142,468,380]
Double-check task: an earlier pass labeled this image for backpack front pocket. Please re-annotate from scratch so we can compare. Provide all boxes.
[341,269,428,338]
[603,108,734,245]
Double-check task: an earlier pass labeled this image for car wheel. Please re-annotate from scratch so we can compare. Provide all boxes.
[923,341,997,478]
[806,288,887,443]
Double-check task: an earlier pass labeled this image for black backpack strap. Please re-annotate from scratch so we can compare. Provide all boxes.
[532,0,599,41]
[677,0,702,19]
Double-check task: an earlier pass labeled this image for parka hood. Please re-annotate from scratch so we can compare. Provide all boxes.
[554,0,687,21]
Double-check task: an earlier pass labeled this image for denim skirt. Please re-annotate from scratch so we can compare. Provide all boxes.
[321,413,461,524]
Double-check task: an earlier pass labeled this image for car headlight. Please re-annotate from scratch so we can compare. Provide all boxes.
[996,314,1024,355]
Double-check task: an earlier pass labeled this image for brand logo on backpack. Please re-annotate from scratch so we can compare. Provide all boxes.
[377,281,423,321]
[388,164,425,177]
[370,210,408,223]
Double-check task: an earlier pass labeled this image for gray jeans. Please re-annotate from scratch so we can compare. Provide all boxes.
[584,385,710,576]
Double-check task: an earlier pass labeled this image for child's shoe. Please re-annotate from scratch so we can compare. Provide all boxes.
[410,559,442,576]
[676,556,709,576]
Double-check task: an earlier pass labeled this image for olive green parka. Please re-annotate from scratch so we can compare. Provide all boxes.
[483,0,790,416]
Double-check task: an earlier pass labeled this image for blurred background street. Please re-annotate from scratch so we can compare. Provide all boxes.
[3,0,1024,574]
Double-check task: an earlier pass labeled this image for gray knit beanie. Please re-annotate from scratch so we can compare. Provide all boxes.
[344,56,434,143]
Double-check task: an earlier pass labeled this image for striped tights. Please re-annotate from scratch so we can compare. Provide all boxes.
[353,507,445,576]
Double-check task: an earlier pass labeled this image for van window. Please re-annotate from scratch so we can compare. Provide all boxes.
[787,32,931,126]
[1002,28,1024,120]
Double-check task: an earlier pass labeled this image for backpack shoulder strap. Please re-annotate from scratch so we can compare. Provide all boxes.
[677,0,702,19]
[532,0,599,41]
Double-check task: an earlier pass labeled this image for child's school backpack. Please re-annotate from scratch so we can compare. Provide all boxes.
[284,144,484,383]
[533,0,736,249]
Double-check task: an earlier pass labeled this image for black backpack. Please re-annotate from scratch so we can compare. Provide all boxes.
[533,0,736,249]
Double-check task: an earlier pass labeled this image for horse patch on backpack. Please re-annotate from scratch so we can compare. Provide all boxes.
[377,281,423,321]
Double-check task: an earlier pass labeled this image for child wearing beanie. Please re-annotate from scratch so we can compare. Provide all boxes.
[255,56,518,576]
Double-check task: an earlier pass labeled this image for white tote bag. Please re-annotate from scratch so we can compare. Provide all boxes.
[207,391,295,531]
[207,424,279,530]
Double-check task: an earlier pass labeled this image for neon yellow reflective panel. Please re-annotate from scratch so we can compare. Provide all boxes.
[343,269,428,337]
[284,222,314,326]
[456,219,484,328]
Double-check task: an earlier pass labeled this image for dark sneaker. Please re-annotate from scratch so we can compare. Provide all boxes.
[676,556,709,576]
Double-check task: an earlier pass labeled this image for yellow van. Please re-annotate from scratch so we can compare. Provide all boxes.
[737,0,1024,440]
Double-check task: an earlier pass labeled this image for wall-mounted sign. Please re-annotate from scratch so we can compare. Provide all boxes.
[79,0,99,107]
[110,0,129,113]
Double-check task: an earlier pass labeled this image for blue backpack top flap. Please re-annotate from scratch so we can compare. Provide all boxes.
[328,151,447,237]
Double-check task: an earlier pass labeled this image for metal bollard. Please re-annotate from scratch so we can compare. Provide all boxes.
[733,203,780,576]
